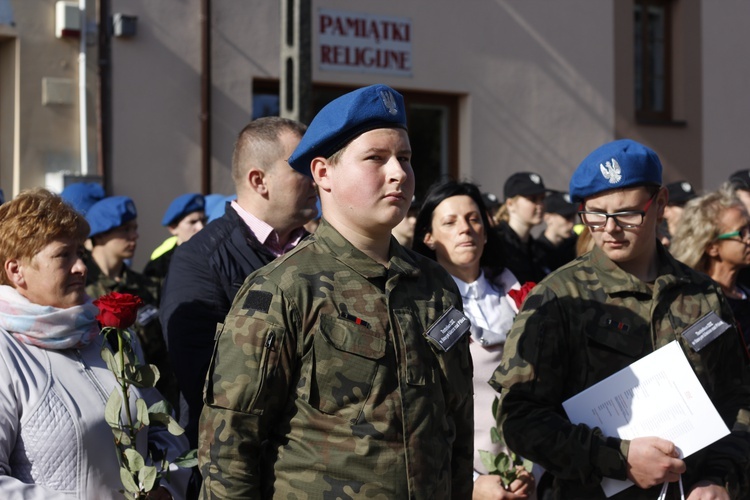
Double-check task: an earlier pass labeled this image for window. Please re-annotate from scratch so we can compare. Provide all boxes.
[634,0,672,122]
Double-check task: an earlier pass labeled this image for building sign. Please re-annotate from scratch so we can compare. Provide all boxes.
[318,9,412,76]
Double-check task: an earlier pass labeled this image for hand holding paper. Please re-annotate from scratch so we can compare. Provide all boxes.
[626,436,684,488]
[563,341,730,497]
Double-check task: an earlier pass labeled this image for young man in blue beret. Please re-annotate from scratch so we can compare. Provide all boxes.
[85,196,179,409]
[60,181,106,215]
[143,193,206,282]
[199,84,473,499]
[492,139,750,499]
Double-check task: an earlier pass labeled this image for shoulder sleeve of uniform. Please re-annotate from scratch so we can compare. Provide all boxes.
[199,276,300,497]
[492,283,629,483]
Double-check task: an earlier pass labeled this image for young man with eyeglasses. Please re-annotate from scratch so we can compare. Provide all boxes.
[491,139,750,499]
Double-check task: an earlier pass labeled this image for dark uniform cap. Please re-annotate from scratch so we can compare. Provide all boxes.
[162,193,205,226]
[504,172,547,201]
[288,84,407,177]
[86,196,138,238]
[665,181,697,206]
[544,191,578,217]
[729,169,750,191]
[60,182,106,215]
[569,139,662,203]
[482,192,501,211]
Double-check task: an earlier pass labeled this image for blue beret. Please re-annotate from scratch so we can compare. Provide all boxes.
[162,193,205,226]
[0,188,4,205]
[86,196,138,238]
[60,182,106,215]
[569,139,662,203]
[206,194,237,223]
[288,84,407,176]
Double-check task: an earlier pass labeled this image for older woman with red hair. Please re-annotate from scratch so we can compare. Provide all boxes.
[0,189,189,499]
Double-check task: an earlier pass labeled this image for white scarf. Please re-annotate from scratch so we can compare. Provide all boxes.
[0,285,100,350]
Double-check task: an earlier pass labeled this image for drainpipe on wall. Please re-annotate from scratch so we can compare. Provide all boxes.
[79,0,89,176]
[96,0,111,189]
[200,0,211,194]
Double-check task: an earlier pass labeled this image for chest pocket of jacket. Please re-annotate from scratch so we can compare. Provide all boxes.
[309,314,386,422]
[584,320,647,381]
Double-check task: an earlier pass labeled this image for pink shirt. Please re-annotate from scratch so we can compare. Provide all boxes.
[231,200,306,257]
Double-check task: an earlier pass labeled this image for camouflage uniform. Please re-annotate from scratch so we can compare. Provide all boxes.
[85,256,179,410]
[491,244,750,499]
[199,219,474,499]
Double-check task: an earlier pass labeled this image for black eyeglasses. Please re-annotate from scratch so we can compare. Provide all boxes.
[578,192,657,229]
[716,225,750,243]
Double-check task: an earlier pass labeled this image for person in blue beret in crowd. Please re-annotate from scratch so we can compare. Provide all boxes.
[60,181,106,215]
[199,84,474,498]
[84,196,179,411]
[492,139,750,499]
[143,193,206,282]
[204,193,237,223]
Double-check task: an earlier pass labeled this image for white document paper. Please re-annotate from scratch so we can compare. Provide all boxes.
[562,341,729,497]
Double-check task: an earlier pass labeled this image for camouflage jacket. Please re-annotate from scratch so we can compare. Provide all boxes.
[199,219,474,499]
[491,244,750,499]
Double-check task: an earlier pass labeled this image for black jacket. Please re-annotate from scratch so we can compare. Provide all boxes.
[493,220,549,284]
[160,204,279,447]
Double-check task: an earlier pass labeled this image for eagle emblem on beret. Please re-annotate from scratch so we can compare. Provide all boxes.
[380,90,399,115]
[600,158,622,184]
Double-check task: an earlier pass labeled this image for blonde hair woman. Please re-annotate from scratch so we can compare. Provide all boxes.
[671,187,750,347]
[492,172,548,283]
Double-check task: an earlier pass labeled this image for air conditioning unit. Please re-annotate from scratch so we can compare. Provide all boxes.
[55,1,80,38]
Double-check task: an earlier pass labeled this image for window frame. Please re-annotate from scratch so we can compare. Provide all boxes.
[634,0,674,123]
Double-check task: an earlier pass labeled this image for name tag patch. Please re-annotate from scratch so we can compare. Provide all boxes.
[681,311,730,352]
[425,306,470,352]
[136,304,158,326]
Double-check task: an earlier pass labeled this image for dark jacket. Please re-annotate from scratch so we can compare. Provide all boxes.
[160,204,279,447]
[493,220,549,284]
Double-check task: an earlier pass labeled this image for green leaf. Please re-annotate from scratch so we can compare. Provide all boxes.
[137,364,160,388]
[105,390,123,428]
[136,398,150,426]
[492,396,500,419]
[111,428,131,446]
[490,426,501,444]
[101,346,121,375]
[124,448,145,472]
[149,412,185,436]
[139,465,157,491]
[119,466,139,494]
[495,453,510,472]
[148,400,171,415]
[172,448,199,469]
[522,457,534,472]
[478,449,498,474]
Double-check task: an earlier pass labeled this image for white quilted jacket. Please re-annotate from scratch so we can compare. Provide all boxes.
[0,330,190,499]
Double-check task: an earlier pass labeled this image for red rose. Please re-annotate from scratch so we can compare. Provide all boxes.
[93,292,144,329]
[508,282,537,310]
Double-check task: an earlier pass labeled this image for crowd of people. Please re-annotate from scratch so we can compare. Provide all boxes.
[1,83,749,500]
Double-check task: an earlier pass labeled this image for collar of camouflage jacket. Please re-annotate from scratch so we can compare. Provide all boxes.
[588,241,690,297]
[313,219,421,281]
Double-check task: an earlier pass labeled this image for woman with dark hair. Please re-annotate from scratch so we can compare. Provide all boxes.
[414,180,536,500]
